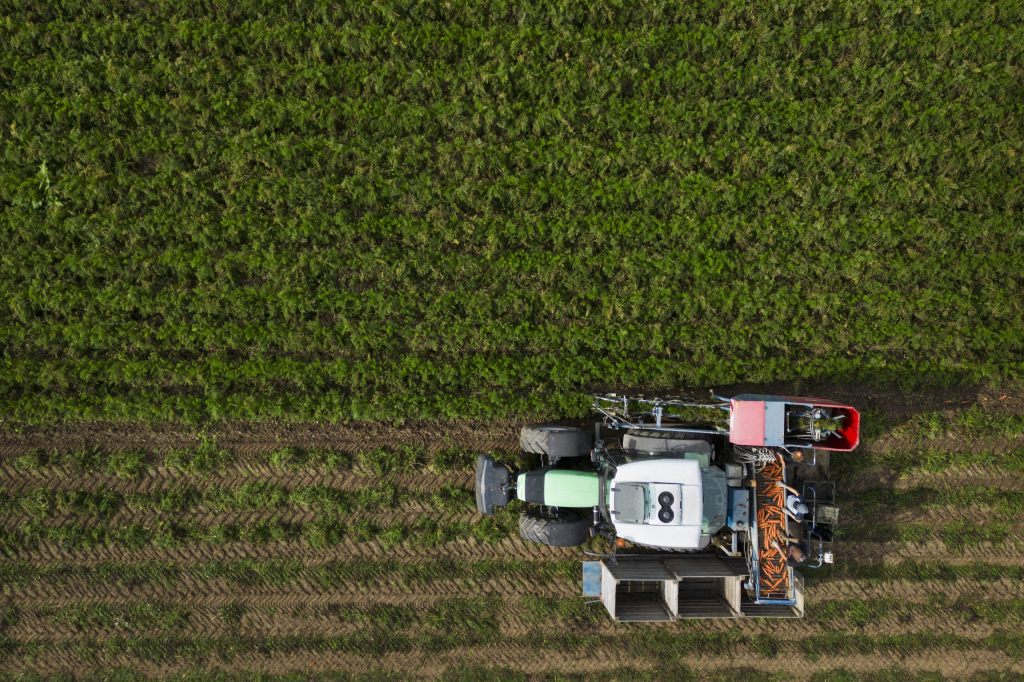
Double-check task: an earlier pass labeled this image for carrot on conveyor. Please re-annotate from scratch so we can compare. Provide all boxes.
[755,457,791,599]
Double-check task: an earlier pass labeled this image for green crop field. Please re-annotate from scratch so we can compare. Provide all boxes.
[1,0,1024,680]
[2,0,1022,422]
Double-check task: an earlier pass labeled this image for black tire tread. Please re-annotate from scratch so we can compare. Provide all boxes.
[518,511,590,547]
[519,425,591,460]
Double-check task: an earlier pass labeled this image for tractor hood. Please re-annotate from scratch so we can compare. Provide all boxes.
[516,469,600,508]
[609,458,703,549]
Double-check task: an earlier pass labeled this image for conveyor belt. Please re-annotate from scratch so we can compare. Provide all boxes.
[754,458,791,600]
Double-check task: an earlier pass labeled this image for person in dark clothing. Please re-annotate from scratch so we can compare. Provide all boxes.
[787,540,809,566]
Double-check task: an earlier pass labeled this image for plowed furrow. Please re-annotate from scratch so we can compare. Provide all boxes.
[4,575,575,603]
[0,507,481,531]
[0,467,473,495]
[807,576,1024,602]
[840,538,1024,561]
[843,504,1015,527]
[0,420,522,457]
[5,536,575,564]
[7,603,1012,642]
[863,435,1024,457]
[4,640,1022,679]
[8,532,1023,568]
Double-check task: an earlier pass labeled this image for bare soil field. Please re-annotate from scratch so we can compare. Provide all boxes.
[2,387,1024,680]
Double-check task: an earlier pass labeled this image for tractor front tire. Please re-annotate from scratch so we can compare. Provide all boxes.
[518,510,590,547]
[520,425,591,465]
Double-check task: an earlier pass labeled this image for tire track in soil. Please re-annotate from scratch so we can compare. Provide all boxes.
[807,576,1024,602]
[0,466,474,495]
[6,574,1023,642]
[0,506,483,532]
[3,411,1023,679]
[7,574,1019,614]
[841,502,1016,528]
[213,641,1024,678]
[10,531,1023,566]
[3,535,579,565]
[5,608,1010,645]
[3,574,576,604]
[0,420,524,457]
[6,641,1022,680]
[840,537,1024,562]
[843,464,1024,494]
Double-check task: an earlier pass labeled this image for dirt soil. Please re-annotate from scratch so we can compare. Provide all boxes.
[2,390,1024,679]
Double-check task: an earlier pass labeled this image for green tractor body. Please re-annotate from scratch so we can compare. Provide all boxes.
[516,470,600,508]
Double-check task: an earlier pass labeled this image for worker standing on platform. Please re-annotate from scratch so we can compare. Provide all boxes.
[777,481,810,521]
[786,493,809,520]
[787,540,809,566]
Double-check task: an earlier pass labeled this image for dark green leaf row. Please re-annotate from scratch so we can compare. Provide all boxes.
[5,98,1018,219]
[5,98,1017,199]
[6,122,1014,215]
[3,0,1020,30]
[5,5,1021,60]
[5,47,1019,117]
[4,215,1019,352]
[1,358,998,422]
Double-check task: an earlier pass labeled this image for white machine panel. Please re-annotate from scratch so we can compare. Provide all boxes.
[611,458,704,549]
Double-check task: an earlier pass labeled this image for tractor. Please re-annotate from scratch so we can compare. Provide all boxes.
[476,393,860,621]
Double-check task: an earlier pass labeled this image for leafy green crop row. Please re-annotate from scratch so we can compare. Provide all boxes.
[0,510,518,555]
[8,444,480,477]
[813,597,1024,628]
[850,487,1024,519]
[0,556,581,590]
[0,481,474,519]
[48,602,190,633]
[5,627,1024,667]
[838,519,1015,553]
[835,447,1024,479]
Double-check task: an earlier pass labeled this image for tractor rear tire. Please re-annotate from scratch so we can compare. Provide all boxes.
[520,425,591,465]
[518,510,590,547]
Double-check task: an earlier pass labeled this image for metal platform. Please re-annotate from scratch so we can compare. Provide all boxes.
[589,555,802,621]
